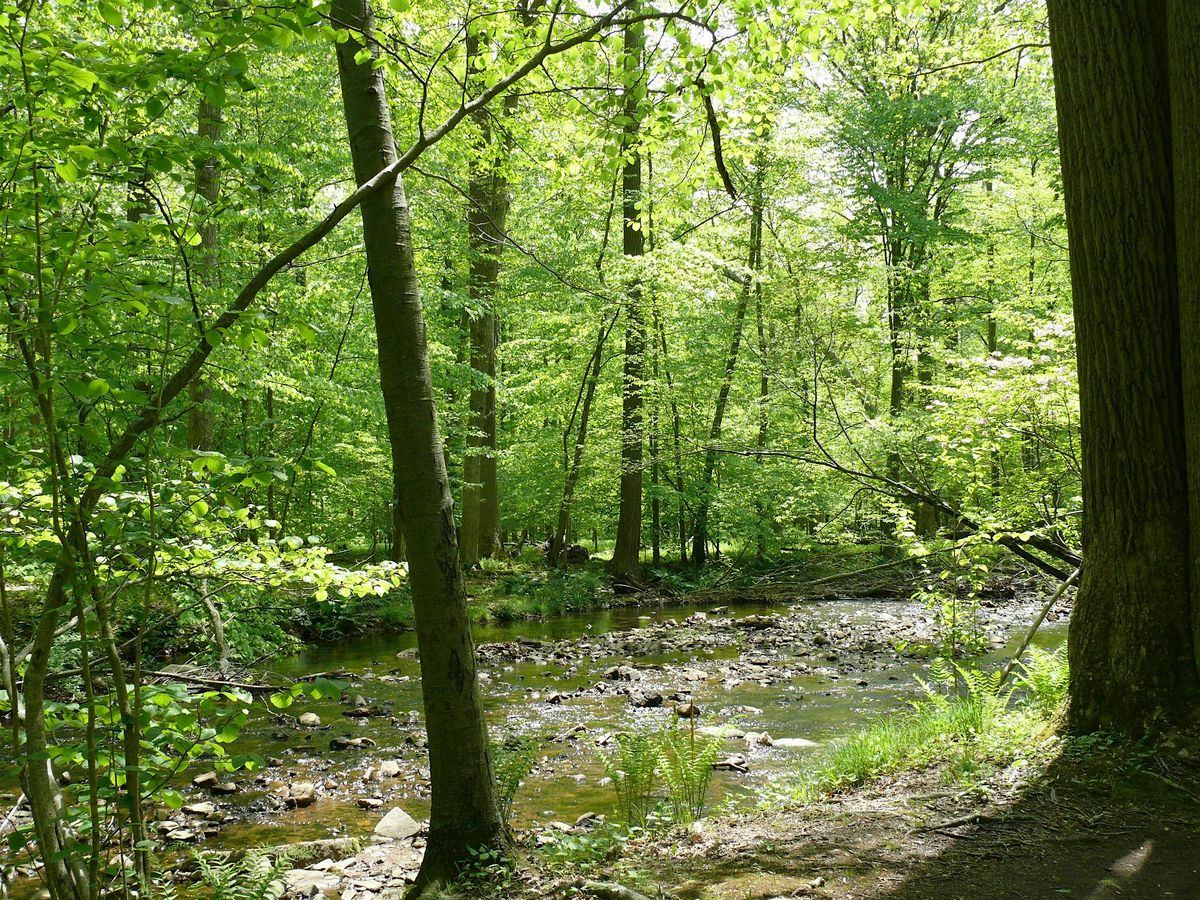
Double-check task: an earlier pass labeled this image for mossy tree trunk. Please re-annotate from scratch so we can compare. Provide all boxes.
[1047,0,1200,733]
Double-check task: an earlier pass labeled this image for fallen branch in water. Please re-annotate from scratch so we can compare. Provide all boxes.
[143,669,283,695]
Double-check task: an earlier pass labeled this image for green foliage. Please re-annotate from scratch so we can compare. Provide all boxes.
[599,730,662,828]
[535,820,631,871]
[1017,645,1070,714]
[491,735,539,821]
[657,722,724,824]
[481,569,604,621]
[784,658,1058,804]
[192,849,288,900]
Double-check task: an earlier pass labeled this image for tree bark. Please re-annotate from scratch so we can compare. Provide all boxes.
[692,168,762,564]
[1170,1,1200,683]
[460,33,509,567]
[550,314,615,567]
[188,92,220,452]
[1048,0,1200,733]
[610,5,646,581]
[332,0,509,883]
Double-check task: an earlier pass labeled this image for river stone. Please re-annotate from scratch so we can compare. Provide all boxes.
[192,771,218,788]
[629,688,663,708]
[284,868,340,899]
[374,808,421,841]
[357,797,384,810]
[288,782,317,808]
[165,828,196,843]
[772,737,819,749]
[698,725,744,740]
[378,760,402,778]
[183,802,215,816]
[744,731,773,746]
[211,782,239,795]
[299,712,322,727]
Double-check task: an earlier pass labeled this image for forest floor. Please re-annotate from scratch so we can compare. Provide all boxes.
[580,727,1200,900]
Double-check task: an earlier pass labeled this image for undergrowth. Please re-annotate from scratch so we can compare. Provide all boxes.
[778,650,1068,803]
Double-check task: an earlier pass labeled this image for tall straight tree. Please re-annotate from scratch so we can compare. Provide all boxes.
[610,2,646,580]
[1047,0,1200,733]
[459,29,509,567]
[692,157,764,564]
[332,0,510,883]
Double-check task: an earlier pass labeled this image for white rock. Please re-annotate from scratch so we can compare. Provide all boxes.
[373,808,421,841]
[772,737,819,750]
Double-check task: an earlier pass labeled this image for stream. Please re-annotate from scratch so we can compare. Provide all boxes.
[185,593,1069,852]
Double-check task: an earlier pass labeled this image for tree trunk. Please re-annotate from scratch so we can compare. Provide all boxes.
[692,171,762,564]
[652,309,687,565]
[550,314,614,566]
[188,92,220,452]
[1171,2,1200,677]
[610,6,646,581]
[460,36,509,566]
[333,0,509,884]
[1048,0,1199,733]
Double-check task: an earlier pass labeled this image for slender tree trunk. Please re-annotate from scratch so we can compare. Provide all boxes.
[188,92,220,452]
[692,171,763,564]
[610,6,646,581]
[1048,0,1199,733]
[550,315,614,566]
[192,84,228,673]
[460,37,509,566]
[333,0,509,884]
[650,345,661,566]
[754,263,770,560]
[652,310,687,564]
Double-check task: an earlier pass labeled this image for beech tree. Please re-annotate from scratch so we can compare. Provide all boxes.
[1047,0,1200,733]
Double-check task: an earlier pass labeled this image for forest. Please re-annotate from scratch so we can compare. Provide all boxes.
[1,0,1198,898]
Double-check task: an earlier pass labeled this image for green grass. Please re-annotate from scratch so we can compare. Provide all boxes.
[779,654,1067,803]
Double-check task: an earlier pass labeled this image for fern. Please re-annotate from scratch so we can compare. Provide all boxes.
[658,723,723,824]
[917,661,1013,737]
[491,736,538,821]
[1017,644,1069,713]
[192,850,288,900]
[599,730,661,827]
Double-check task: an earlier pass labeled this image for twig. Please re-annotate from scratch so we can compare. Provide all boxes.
[997,565,1081,688]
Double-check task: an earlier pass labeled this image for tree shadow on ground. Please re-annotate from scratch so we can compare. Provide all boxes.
[878,742,1200,899]
[636,731,1200,900]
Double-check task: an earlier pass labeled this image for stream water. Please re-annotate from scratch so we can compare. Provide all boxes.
[198,595,1069,851]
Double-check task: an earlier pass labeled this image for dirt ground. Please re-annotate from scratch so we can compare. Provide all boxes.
[566,729,1200,900]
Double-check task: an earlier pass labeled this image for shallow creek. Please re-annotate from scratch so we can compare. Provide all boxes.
[199,595,1068,851]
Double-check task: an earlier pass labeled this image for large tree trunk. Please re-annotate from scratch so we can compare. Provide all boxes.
[333,0,509,884]
[1047,0,1200,733]
[1172,3,1200,674]
[610,5,646,581]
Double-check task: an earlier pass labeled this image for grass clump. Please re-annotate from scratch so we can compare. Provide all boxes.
[783,651,1067,803]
